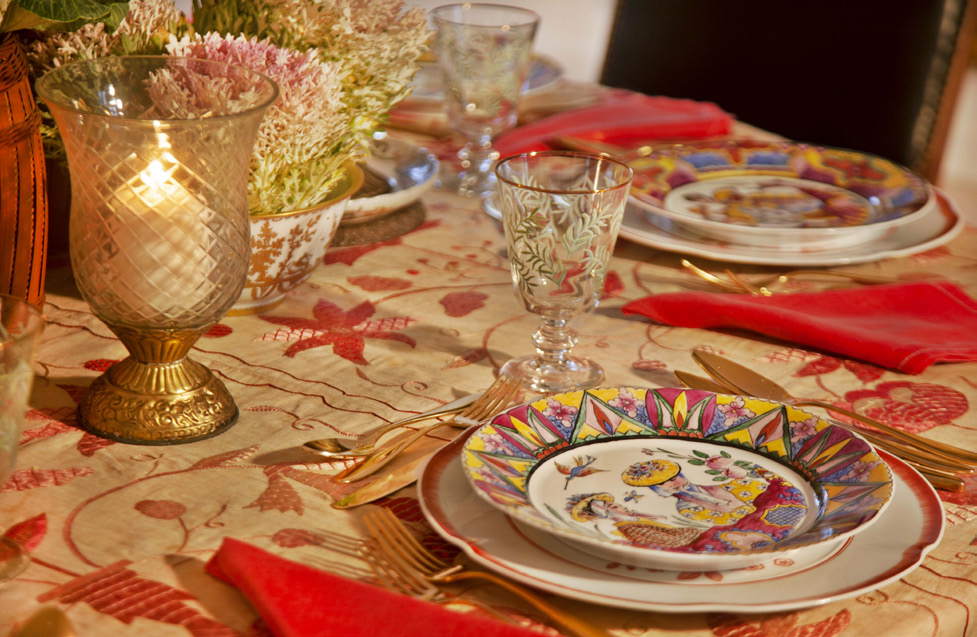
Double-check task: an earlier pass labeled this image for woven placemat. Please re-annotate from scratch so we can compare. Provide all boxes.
[332,200,426,247]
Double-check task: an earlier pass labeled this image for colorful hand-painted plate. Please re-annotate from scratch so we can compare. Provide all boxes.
[420,432,943,613]
[461,388,893,571]
[618,188,963,267]
[628,141,934,250]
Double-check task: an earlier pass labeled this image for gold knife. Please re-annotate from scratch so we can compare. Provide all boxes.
[331,450,435,509]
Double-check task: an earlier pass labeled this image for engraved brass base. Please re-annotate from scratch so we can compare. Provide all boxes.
[78,324,238,445]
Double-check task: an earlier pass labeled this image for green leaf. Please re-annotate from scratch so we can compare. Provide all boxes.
[692,449,709,458]
[2,0,130,33]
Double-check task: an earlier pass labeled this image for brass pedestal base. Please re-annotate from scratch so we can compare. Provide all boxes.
[78,324,238,445]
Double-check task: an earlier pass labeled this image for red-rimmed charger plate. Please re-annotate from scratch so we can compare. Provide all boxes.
[418,429,944,613]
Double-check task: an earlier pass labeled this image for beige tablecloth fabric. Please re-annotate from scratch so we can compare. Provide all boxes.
[3,153,977,636]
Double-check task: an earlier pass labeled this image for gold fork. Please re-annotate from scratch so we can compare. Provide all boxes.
[336,375,521,483]
[681,259,920,296]
[362,508,613,637]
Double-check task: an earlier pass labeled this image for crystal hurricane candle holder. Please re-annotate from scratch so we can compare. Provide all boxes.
[36,56,278,444]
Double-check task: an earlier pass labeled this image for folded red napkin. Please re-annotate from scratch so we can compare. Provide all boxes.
[621,281,977,374]
[493,90,733,158]
[205,537,542,637]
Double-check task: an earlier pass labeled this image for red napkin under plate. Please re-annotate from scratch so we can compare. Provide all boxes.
[621,281,977,374]
[206,537,542,637]
[493,89,733,158]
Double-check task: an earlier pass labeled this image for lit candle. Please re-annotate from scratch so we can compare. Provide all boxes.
[107,152,219,319]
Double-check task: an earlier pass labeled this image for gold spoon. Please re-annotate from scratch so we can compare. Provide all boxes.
[303,394,477,458]
[674,369,969,489]
[691,349,977,465]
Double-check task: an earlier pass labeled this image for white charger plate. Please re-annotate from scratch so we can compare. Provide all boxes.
[419,431,944,613]
[618,188,963,266]
[343,135,438,223]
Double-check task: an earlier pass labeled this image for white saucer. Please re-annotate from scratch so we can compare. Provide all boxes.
[618,188,963,267]
[419,431,944,613]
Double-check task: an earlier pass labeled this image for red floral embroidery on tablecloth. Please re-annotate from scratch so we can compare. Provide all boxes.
[245,472,304,514]
[272,528,325,548]
[708,609,851,636]
[842,381,968,434]
[3,513,46,551]
[602,270,624,298]
[135,500,187,520]
[632,359,666,372]
[349,275,413,291]
[324,238,404,265]
[37,561,237,636]
[77,432,115,456]
[793,354,885,383]
[20,415,75,444]
[259,299,416,364]
[204,323,233,338]
[0,466,93,492]
[191,445,259,469]
[439,290,488,317]
[84,359,119,372]
[443,347,488,369]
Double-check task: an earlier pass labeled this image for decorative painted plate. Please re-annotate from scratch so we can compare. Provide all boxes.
[462,387,893,571]
[421,434,943,613]
[617,188,963,267]
[628,141,934,250]
[343,135,439,224]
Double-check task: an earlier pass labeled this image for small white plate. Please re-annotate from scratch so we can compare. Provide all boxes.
[618,188,963,267]
[343,135,438,223]
[420,431,943,613]
[461,387,892,572]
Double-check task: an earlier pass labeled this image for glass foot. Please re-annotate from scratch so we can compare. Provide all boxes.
[501,355,605,395]
[0,537,30,581]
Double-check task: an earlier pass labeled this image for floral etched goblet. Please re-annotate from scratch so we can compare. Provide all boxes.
[432,3,539,199]
[496,151,633,394]
[36,56,277,444]
[0,294,44,581]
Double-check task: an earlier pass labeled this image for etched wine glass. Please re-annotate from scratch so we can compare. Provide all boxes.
[496,151,633,393]
[432,3,539,199]
[0,294,44,581]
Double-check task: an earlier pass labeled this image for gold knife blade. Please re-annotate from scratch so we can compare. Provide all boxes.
[331,450,435,509]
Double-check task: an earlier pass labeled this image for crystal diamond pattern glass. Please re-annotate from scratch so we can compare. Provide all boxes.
[36,57,278,444]
[496,151,633,393]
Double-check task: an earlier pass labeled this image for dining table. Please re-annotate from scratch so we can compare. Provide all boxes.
[2,94,977,637]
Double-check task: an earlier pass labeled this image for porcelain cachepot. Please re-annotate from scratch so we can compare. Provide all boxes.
[230,164,363,315]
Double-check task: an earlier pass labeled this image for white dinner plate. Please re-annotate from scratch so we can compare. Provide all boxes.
[618,188,964,267]
[419,430,944,613]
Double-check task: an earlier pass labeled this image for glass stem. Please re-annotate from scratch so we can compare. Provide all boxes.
[457,135,499,197]
[532,317,578,366]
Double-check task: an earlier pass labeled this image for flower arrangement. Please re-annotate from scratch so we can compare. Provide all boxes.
[23,0,430,215]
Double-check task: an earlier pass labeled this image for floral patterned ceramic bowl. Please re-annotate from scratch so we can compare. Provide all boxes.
[462,387,894,572]
[628,141,933,250]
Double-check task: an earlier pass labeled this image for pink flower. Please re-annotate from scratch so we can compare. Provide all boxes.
[841,460,877,482]
[717,396,754,425]
[790,416,820,443]
[543,399,578,426]
[609,389,641,417]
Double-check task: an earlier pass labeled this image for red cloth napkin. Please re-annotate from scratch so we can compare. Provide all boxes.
[621,281,977,374]
[205,537,542,637]
[493,90,733,158]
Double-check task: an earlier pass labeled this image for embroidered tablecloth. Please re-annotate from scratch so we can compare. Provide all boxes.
[3,138,977,636]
